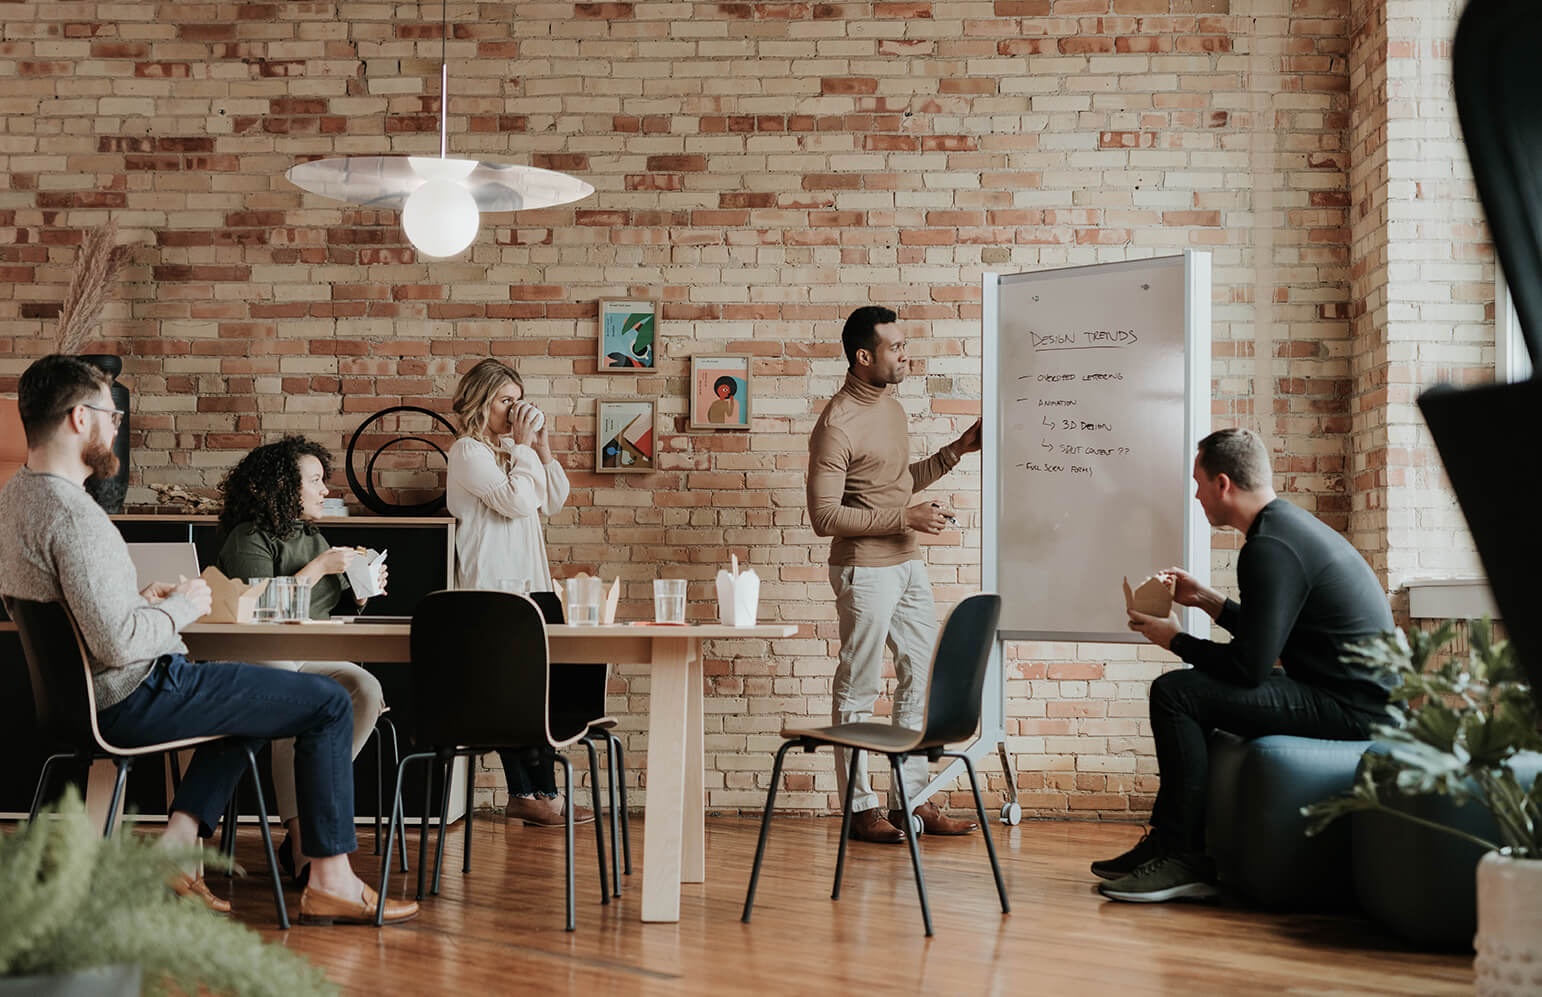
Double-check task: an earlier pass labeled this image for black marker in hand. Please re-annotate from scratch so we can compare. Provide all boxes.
[932,502,958,526]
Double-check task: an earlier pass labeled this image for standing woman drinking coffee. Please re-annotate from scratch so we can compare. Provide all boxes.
[446,358,592,826]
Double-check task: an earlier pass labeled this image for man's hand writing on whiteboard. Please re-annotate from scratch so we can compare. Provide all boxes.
[950,417,983,457]
[905,501,951,535]
[1127,608,1182,650]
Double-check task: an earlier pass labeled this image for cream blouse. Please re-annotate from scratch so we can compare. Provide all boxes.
[445,436,570,592]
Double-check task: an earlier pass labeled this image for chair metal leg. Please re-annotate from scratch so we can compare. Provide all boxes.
[611,733,632,875]
[741,739,797,923]
[381,718,407,871]
[416,751,435,901]
[558,755,575,931]
[103,758,133,838]
[28,752,78,822]
[431,755,452,896]
[370,723,383,854]
[948,751,1009,914]
[462,749,475,875]
[888,754,933,937]
[377,752,434,927]
[245,747,289,930]
[582,738,610,905]
[831,745,862,900]
[394,786,409,873]
[604,733,621,895]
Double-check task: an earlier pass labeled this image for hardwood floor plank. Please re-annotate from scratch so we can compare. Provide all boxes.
[190,817,1474,995]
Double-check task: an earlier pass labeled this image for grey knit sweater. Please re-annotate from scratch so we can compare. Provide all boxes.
[0,467,202,710]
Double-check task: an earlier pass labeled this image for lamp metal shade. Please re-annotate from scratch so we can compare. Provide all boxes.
[285,155,594,213]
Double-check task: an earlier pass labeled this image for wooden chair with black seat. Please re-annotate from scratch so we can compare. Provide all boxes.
[6,596,291,929]
[376,588,611,931]
[532,588,633,896]
[740,592,1009,937]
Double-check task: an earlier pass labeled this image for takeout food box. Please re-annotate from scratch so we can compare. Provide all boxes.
[1123,573,1174,618]
[197,566,268,623]
[344,547,388,599]
[716,554,761,627]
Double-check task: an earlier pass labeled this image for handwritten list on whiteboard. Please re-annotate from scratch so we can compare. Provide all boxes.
[988,255,1205,640]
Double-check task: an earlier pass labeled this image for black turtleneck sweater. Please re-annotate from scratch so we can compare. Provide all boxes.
[1169,498,1396,711]
[215,520,351,619]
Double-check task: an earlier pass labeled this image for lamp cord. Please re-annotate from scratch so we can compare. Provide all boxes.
[439,0,448,159]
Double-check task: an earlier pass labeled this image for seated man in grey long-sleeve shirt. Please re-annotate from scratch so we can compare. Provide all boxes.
[1097,427,1395,904]
[0,355,416,925]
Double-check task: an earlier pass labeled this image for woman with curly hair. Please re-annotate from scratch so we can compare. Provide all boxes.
[446,358,592,827]
[214,435,387,884]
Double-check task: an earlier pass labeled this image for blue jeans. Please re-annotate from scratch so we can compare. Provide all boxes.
[1148,667,1377,854]
[97,654,357,859]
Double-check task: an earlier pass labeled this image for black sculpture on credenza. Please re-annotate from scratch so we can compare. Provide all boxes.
[344,405,457,516]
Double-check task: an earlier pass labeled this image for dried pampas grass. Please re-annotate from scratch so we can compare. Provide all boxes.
[56,221,131,354]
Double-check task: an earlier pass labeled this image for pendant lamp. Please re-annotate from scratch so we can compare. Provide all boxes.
[285,1,593,258]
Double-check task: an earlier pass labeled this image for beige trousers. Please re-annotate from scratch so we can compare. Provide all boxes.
[829,562,937,815]
[251,660,385,823]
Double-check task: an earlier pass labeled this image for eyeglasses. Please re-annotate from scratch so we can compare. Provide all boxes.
[78,403,125,428]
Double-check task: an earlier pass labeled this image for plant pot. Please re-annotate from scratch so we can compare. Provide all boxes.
[79,354,130,514]
[1475,852,1542,995]
[0,965,142,997]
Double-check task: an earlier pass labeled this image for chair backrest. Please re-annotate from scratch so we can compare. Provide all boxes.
[529,590,564,625]
[409,589,554,749]
[4,596,102,752]
[916,593,1003,748]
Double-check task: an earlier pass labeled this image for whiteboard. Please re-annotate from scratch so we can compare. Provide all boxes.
[982,253,1211,642]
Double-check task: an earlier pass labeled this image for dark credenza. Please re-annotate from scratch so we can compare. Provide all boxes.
[1,515,457,822]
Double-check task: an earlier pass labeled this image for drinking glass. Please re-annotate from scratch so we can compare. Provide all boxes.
[260,577,314,621]
[565,576,602,626]
[498,578,531,595]
[653,578,687,624]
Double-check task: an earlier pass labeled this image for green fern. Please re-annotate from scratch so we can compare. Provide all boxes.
[1303,619,1542,857]
[0,788,337,996]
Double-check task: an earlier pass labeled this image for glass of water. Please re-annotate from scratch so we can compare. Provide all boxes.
[565,576,603,625]
[498,578,531,595]
[653,579,687,624]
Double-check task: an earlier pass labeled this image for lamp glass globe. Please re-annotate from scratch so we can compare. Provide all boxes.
[402,179,480,257]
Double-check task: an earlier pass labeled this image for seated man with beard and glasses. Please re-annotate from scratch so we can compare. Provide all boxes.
[0,355,417,925]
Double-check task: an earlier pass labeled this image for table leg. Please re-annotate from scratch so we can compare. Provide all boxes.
[682,641,704,883]
[640,637,690,923]
[86,758,117,832]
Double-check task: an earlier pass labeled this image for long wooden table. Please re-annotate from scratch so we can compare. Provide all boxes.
[179,619,796,924]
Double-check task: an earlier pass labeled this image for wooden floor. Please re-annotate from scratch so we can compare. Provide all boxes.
[206,815,1471,995]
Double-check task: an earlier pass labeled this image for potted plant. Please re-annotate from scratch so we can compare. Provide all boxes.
[0,788,335,997]
[1304,619,1542,994]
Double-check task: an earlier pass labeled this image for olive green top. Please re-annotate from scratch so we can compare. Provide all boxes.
[215,520,352,620]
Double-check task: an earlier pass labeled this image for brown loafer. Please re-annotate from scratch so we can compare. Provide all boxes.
[170,873,231,914]
[299,882,419,925]
[889,802,978,836]
[848,807,906,843]
[505,795,595,827]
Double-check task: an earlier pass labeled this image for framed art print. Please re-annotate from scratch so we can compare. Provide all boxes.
[595,398,657,473]
[598,298,656,371]
[689,354,752,429]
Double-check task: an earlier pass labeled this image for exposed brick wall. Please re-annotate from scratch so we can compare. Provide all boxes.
[0,0,1481,820]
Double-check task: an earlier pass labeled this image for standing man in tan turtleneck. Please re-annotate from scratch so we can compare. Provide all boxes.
[807,305,984,844]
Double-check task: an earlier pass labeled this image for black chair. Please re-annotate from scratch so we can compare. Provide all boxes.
[376,589,610,930]
[7,597,290,929]
[741,592,1009,937]
[533,588,633,895]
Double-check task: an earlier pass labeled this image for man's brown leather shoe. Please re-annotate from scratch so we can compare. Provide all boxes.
[848,807,906,843]
[299,882,419,925]
[170,873,231,914]
[888,802,978,836]
[505,795,595,827]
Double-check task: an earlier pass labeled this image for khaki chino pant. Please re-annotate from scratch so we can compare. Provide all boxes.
[829,561,937,816]
[252,660,385,823]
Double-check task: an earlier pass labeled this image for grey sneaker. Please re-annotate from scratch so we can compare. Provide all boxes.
[1090,829,1161,881]
[1097,854,1219,903]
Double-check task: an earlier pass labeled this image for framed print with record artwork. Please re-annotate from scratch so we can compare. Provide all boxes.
[689,354,751,429]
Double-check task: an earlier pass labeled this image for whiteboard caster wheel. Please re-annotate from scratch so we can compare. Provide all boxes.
[1000,803,1022,826]
[909,813,924,837]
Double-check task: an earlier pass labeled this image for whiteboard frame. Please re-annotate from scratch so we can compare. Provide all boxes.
[982,251,1211,643]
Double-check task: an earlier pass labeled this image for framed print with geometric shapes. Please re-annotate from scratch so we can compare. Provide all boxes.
[595,397,657,473]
